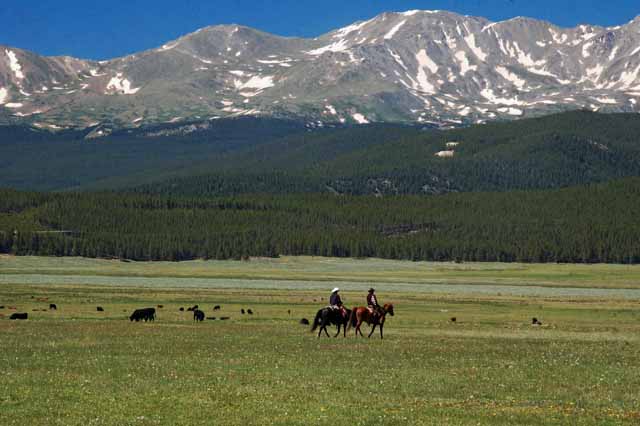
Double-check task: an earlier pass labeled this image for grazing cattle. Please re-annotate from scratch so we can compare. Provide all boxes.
[129,308,156,322]
[10,313,28,320]
[179,307,184,311]
[247,309,253,315]
[450,317,457,323]
[241,309,245,314]
[220,317,230,320]
[187,305,199,312]
[213,305,221,311]
[193,309,205,322]
[0,305,5,309]
[299,318,310,325]
[157,305,164,309]
[532,317,542,325]
[97,306,104,312]
[49,304,57,310]
[287,309,291,315]
[206,317,216,320]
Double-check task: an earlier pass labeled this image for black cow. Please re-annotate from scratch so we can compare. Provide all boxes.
[299,318,310,325]
[187,305,199,312]
[49,304,57,310]
[193,309,205,322]
[241,309,245,314]
[0,305,5,309]
[179,307,185,311]
[10,313,28,320]
[213,305,221,311]
[97,306,104,312]
[220,317,230,320]
[206,317,216,320]
[129,308,156,322]
[247,309,253,315]
[157,305,164,309]
[450,317,457,323]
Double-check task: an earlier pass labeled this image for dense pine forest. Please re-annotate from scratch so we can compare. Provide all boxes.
[2,177,640,263]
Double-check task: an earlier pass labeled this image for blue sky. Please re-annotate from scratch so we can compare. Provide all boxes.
[2,0,639,60]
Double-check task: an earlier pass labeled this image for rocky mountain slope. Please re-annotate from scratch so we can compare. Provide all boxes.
[2,10,640,130]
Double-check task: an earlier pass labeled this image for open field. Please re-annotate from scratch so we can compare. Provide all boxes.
[3,255,640,289]
[1,256,640,425]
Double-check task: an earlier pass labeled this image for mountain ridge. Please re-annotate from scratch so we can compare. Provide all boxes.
[2,10,640,130]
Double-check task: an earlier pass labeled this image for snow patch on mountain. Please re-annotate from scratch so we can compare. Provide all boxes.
[5,50,25,81]
[384,20,407,39]
[495,66,526,89]
[0,87,8,104]
[234,75,275,91]
[106,73,140,95]
[352,112,369,124]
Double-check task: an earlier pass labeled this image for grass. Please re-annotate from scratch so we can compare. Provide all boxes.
[3,255,640,289]
[1,256,640,425]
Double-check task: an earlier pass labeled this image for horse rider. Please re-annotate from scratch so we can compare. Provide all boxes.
[330,287,347,318]
[367,288,384,317]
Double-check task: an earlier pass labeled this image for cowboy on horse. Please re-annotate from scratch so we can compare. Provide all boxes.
[330,287,347,318]
[367,288,384,318]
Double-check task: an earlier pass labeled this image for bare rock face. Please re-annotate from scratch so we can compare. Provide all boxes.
[2,11,640,130]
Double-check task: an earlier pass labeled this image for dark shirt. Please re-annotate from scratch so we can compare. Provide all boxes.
[330,292,342,306]
[367,293,379,307]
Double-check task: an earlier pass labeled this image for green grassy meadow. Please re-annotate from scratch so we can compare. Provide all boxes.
[1,256,640,425]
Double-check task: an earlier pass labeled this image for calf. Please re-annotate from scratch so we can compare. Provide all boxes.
[97,306,104,312]
[49,304,57,310]
[193,309,205,322]
[299,318,310,325]
[10,313,28,320]
[213,305,221,311]
[247,309,253,315]
[129,308,156,322]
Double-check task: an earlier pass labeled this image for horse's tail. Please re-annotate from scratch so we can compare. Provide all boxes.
[347,309,356,331]
[310,309,322,332]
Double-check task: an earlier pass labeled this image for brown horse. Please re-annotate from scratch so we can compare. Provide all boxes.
[348,303,394,339]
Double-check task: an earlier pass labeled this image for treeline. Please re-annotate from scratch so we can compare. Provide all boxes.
[2,178,640,263]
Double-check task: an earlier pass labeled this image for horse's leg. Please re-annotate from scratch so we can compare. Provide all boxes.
[356,320,363,337]
[380,323,384,339]
[334,324,341,338]
[323,324,330,337]
[368,324,377,338]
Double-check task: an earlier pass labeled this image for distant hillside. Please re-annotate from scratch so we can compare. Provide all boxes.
[137,111,640,196]
[0,117,309,191]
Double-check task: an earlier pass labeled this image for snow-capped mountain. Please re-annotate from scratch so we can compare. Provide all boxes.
[2,10,640,130]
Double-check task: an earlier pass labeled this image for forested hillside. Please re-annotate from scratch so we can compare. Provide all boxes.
[138,111,640,196]
[3,111,640,194]
[2,177,640,263]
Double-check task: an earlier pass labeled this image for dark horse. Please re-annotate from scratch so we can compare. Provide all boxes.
[311,307,354,338]
[348,303,394,339]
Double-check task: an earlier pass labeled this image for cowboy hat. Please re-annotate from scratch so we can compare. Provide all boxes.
[331,287,340,293]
